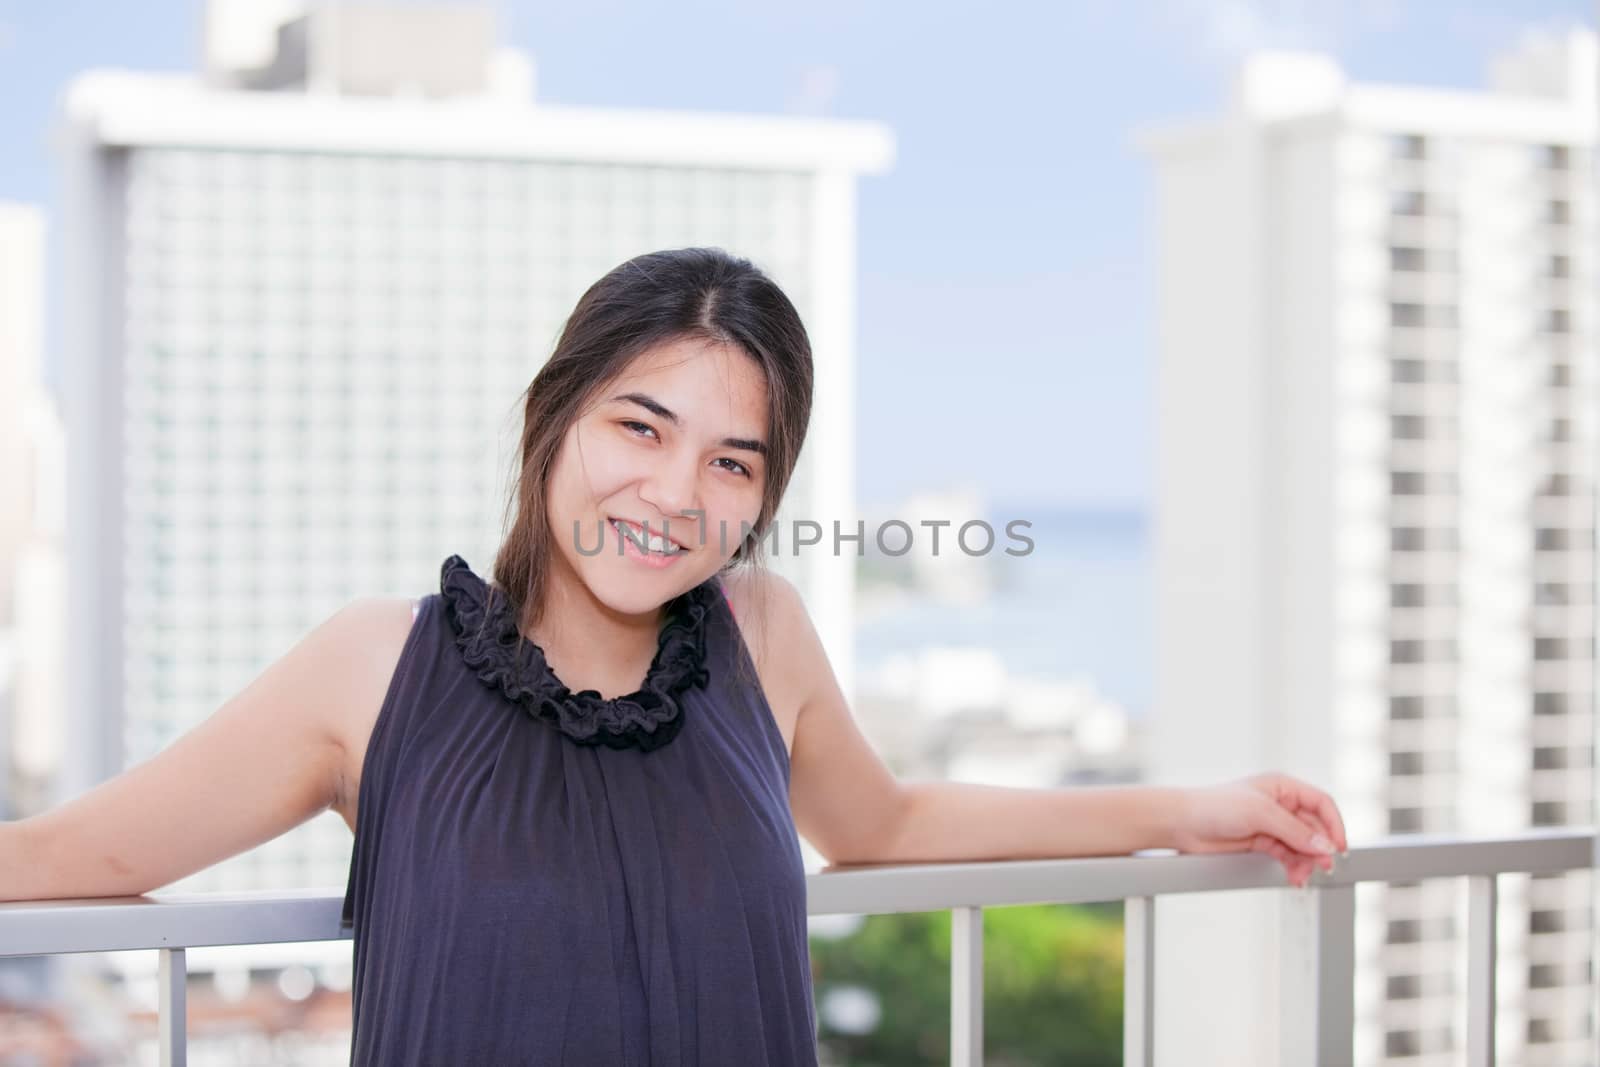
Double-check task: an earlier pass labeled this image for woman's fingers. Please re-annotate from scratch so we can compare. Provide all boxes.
[1275,773,1349,853]
[1255,790,1337,859]
[1258,835,1313,887]
[1227,774,1352,888]
[1293,810,1336,873]
[1248,838,1312,889]
[1255,787,1342,885]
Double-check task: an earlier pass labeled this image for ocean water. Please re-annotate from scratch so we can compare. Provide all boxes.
[853,507,1151,717]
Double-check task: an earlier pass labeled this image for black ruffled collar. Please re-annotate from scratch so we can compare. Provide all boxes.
[438,554,716,753]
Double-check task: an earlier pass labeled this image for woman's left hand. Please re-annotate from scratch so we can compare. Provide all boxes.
[1169,772,1349,888]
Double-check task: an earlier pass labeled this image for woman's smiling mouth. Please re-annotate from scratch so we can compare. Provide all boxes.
[608,516,689,558]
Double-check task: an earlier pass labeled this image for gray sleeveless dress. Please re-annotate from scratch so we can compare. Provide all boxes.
[340,555,817,1065]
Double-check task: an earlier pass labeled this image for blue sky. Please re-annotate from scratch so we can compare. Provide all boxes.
[0,1,1593,512]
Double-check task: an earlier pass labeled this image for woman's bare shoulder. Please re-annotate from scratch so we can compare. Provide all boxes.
[326,596,423,832]
[715,569,814,737]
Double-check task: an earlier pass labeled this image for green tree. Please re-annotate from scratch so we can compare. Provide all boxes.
[810,902,1124,1066]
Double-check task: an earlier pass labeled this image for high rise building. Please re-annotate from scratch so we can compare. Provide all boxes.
[55,0,892,1034]
[0,202,47,635]
[0,198,72,1040]
[1138,28,1596,1067]
[0,201,67,826]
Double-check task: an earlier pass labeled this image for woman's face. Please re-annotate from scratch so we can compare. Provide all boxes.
[546,336,770,615]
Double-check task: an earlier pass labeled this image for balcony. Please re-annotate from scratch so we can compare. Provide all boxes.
[2,829,1595,1065]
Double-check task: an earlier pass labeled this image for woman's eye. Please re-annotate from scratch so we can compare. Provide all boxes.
[621,420,658,439]
[715,458,752,478]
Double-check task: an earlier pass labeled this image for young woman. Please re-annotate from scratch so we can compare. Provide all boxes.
[4,247,1347,1064]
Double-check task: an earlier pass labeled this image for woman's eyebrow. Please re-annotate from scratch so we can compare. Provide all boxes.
[609,392,769,457]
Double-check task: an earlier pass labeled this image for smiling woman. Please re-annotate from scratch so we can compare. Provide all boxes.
[8,245,1348,1067]
[327,248,827,1065]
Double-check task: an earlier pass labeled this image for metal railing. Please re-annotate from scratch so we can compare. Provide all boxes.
[3,828,1595,1066]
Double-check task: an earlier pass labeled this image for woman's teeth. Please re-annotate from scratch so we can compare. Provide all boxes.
[611,519,682,555]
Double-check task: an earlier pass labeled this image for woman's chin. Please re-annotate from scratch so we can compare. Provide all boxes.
[584,562,686,611]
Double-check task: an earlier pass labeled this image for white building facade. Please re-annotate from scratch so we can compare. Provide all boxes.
[1139,29,1597,1067]
[0,201,67,826]
[55,4,891,1014]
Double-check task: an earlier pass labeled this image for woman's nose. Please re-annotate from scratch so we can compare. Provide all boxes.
[640,459,700,523]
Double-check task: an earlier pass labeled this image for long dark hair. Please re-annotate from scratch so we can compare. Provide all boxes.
[490,246,813,677]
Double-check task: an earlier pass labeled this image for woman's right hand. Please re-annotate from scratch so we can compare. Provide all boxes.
[1168,772,1349,889]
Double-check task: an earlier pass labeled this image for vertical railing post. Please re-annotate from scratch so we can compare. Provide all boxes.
[1466,874,1498,1067]
[951,905,984,1066]
[159,946,187,1067]
[1124,895,1156,1067]
[1279,885,1355,1065]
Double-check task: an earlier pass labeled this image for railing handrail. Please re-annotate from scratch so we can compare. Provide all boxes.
[4,827,1592,959]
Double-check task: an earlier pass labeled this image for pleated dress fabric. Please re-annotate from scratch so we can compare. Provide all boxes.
[340,554,817,1065]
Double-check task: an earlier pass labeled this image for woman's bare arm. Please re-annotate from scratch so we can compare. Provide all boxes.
[1,597,412,902]
[777,578,1348,873]
[0,819,42,899]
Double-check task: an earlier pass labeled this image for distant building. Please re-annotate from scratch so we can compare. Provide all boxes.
[0,202,46,636]
[0,200,68,824]
[0,201,72,1056]
[856,647,1139,787]
[1139,28,1596,1067]
[879,486,996,604]
[0,206,66,825]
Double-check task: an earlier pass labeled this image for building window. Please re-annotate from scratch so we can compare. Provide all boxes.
[1529,908,1566,934]
[1532,747,1570,770]
[1391,639,1423,663]
[1529,527,1568,550]
[1385,303,1457,328]
[1534,637,1568,660]
[1387,975,1422,999]
[1388,808,1425,834]
[1390,694,1426,719]
[1391,133,1427,160]
[1391,471,1457,496]
[1539,472,1573,495]
[1550,253,1570,278]
[1391,302,1425,327]
[1385,1031,1420,1057]
[1390,751,1425,775]
[1530,964,1563,989]
[1384,1031,1423,1057]
[1390,246,1426,271]
[1386,914,1453,943]
[1541,144,1571,170]
[1548,200,1571,225]
[1390,638,1454,663]
[1389,359,1458,384]
[1391,583,1456,607]
[1546,308,1570,333]
[1391,413,1428,439]
[1532,800,1568,826]
[1391,189,1426,216]
[1392,359,1425,383]
[1392,527,1424,550]
[1535,583,1570,605]
[1534,692,1568,716]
